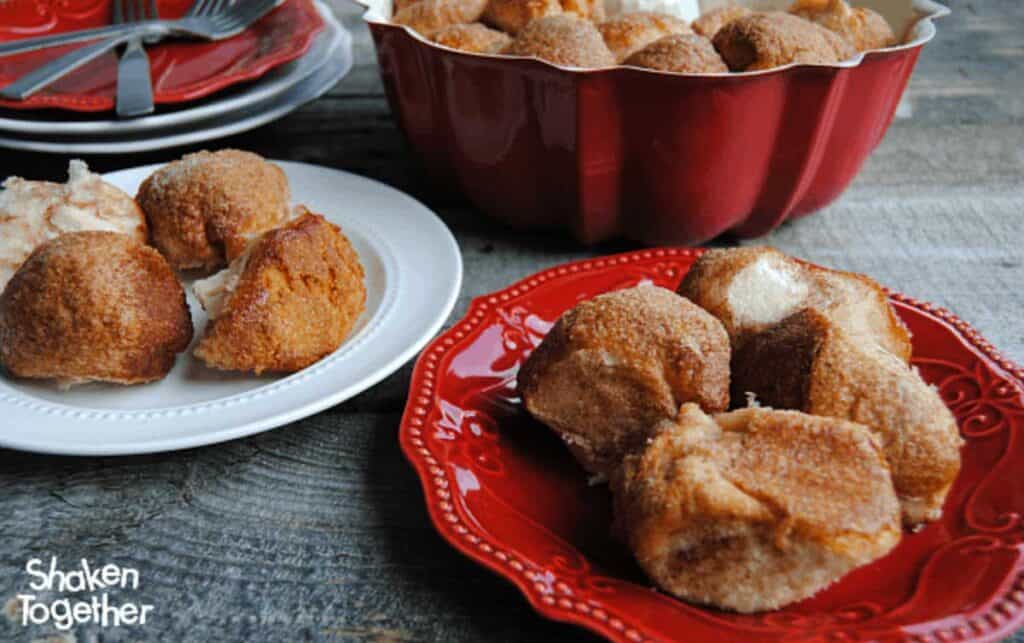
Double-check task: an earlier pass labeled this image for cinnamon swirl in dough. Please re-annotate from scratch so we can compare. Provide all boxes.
[518,283,730,477]
[613,404,901,612]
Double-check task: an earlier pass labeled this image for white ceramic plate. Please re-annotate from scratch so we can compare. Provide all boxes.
[0,161,462,456]
[0,19,352,153]
[0,0,341,137]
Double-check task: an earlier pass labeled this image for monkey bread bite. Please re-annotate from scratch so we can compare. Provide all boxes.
[623,33,728,73]
[789,0,895,51]
[0,231,192,387]
[598,11,691,62]
[136,149,291,273]
[433,22,512,52]
[612,404,901,612]
[504,15,616,67]
[482,0,561,34]
[517,283,730,477]
[712,12,856,71]
[731,309,963,525]
[482,0,604,35]
[192,211,366,375]
[392,0,489,37]
[691,4,752,38]
[677,246,911,361]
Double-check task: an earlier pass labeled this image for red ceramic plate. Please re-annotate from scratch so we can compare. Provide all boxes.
[399,248,1024,642]
[0,0,324,112]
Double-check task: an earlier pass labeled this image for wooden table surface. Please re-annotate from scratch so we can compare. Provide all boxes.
[1,0,1021,641]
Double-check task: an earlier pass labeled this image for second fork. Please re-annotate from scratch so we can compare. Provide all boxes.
[115,0,157,117]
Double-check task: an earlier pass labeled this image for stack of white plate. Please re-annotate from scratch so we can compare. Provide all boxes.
[0,1,351,154]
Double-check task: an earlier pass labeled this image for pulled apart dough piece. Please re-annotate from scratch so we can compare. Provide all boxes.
[613,403,901,612]
[193,210,366,375]
[518,283,730,477]
[731,309,963,525]
[677,246,911,361]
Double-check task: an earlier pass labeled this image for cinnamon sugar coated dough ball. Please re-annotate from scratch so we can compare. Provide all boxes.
[482,0,602,35]
[677,246,911,361]
[517,284,730,477]
[598,12,691,63]
[136,149,291,273]
[0,160,146,291]
[392,0,488,37]
[612,404,901,612]
[433,22,511,53]
[713,12,856,71]
[731,309,963,525]
[560,0,604,23]
[691,4,752,38]
[790,0,895,51]
[192,211,366,375]
[505,15,616,67]
[483,0,561,35]
[624,34,728,73]
[392,0,419,14]
[0,232,192,387]
[806,262,912,361]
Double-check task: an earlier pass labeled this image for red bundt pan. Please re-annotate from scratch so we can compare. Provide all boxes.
[363,0,948,245]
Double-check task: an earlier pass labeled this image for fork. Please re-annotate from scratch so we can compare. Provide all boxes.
[115,0,158,117]
[0,0,281,101]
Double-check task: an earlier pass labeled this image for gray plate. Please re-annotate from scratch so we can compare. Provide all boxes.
[0,0,341,138]
[0,19,351,153]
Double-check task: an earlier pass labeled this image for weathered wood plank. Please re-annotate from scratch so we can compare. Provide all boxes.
[0,414,601,642]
